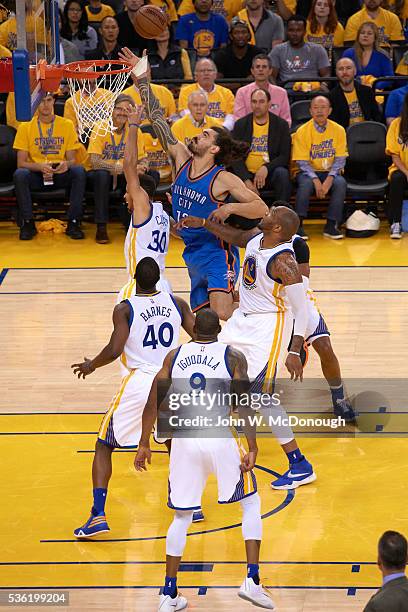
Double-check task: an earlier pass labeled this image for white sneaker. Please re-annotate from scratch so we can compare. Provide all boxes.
[390,222,402,239]
[158,593,188,611]
[238,577,275,609]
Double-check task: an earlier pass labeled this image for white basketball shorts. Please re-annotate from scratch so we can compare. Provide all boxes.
[304,291,330,345]
[167,437,257,510]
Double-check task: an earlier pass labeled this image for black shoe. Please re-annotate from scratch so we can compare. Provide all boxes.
[19,219,37,241]
[297,224,309,241]
[323,222,343,240]
[66,219,84,240]
[95,223,109,244]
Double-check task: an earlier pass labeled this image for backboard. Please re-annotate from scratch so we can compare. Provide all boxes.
[12,0,60,121]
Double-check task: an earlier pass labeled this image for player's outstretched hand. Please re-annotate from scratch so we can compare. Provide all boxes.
[175,215,205,230]
[127,104,144,127]
[71,358,95,379]
[241,450,257,472]
[285,354,303,382]
[134,445,152,471]
[119,47,149,80]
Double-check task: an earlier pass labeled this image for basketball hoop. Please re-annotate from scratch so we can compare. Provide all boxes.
[62,60,133,142]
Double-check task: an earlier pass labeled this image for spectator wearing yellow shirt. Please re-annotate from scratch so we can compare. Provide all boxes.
[178,0,243,22]
[306,0,344,52]
[85,0,115,25]
[142,127,172,184]
[382,0,408,19]
[150,0,178,23]
[122,79,177,124]
[0,41,10,56]
[292,96,348,239]
[171,91,222,143]
[386,94,408,238]
[344,0,404,45]
[87,94,153,243]
[178,58,235,129]
[0,12,46,51]
[13,93,86,241]
[231,88,292,203]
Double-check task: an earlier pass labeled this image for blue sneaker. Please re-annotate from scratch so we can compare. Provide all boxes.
[334,398,357,423]
[192,509,204,523]
[271,458,316,490]
[74,513,110,538]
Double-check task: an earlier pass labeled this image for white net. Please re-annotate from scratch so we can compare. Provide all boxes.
[65,62,132,143]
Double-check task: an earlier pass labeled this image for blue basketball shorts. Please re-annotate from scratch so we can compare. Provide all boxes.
[183,243,240,312]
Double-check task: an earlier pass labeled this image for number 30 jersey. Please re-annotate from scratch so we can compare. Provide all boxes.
[121,291,182,374]
[124,201,170,281]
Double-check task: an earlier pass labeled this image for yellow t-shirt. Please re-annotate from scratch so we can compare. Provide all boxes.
[143,132,172,182]
[88,125,145,163]
[150,0,178,22]
[85,4,115,23]
[344,89,364,125]
[122,84,176,125]
[246,119,269,174]
[178,83,234,121]
[13,115,80,163]
[0,42,11,56]
[305,21,344,49]
[344,7,403,44]
[283,0,296,12]
[75,143,91,171]
[0,16,47,50]
[63,88,114,132]
[292,119,348,173]
[177,0,243,21]
[386,117,408,177]
[171,113,222,143]
[385,0,408,19]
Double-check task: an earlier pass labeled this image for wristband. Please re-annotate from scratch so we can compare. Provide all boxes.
[288,351,300,356]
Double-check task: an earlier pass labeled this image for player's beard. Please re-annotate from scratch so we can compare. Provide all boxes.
[186,137,200,155]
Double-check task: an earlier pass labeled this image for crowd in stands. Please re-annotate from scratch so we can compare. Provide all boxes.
[2,0,408,241]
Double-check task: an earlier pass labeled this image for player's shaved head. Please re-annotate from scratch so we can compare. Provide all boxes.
[194,308,221,339]
[259,205,299,239]
[135,257,160,290]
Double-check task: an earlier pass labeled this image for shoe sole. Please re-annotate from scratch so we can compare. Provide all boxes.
[74,527,110,539]
[158,599,188,611]
[192,517,204,523]
[271,472,317,490]
[390,235,402,239]
[238,590,275,609]
[96,239,109,244]
[323,232,343,240]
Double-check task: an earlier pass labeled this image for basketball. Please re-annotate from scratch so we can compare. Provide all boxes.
[134,5,169,39]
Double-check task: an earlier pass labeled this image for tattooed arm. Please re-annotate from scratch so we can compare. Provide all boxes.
[270,251,308,381]
[119,48,191,170]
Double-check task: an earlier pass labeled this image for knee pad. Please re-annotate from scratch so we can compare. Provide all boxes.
[241,492,262,541]
[166,510,193,557]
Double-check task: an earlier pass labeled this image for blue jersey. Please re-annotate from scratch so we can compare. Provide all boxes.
[172,158,225,248]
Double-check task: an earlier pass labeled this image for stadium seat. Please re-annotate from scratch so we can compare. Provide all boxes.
[344,122,389,199]
[290,100,311,133]
[0,124,16,197]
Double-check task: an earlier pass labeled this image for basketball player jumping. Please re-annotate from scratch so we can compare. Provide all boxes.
[183,201,356,423]
[119,48,268,321]
[135,309,276,611]
[180,206,317,490]
[71,257,195,538]
[118,104,171,303]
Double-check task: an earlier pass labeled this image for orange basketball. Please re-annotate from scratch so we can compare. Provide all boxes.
[134,5,169,39]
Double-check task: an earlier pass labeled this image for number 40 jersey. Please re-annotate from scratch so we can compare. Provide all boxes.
[121,291,182,374]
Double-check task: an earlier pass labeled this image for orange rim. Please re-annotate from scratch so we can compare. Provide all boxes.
[62,59,133,80]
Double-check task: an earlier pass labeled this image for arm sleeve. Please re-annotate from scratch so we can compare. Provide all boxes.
[279,89,292,126]
[316,44,331,70]
[268,46,280,70]
[292,235,310,264]
[180,49,192,80]
[297,160,318,179]
[273,15,285,41]
[385,92,400,119]
[13,123,29,151]
[265,121,291,172]
[285,283,308,339]
[328,155,346,176]
[390,13,404,41]
[233,87,248,120]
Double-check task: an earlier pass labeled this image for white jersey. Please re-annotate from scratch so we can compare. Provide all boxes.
[124,201,170,280]
[121,291,182,373]
[239,234,294,315]
[171,341,232,380]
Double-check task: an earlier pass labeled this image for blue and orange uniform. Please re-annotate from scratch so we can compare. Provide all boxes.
[172,158,240,311]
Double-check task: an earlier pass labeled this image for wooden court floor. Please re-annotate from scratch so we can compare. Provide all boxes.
[1,221,408,611]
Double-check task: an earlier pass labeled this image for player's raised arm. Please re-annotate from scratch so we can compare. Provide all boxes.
[179,215,260,248]
[174,296,196,339]
[209,172,268,224]
[226,346,257,472]
[71,302,131,378]
[134,349,176,471]
[123,105,151,226]
[119,48,190,169]
[270,251,308,382]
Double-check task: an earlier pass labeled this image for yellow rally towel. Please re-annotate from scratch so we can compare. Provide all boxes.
[37,219,67,234]
[293,81,321,92]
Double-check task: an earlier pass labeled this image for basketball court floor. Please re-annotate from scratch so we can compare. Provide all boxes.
[1,220,408,611]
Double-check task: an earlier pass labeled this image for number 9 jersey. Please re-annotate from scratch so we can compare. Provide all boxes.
[121,290,182,374]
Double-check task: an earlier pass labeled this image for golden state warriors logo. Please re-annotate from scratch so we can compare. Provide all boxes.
[243,256,257,287]
[194,30,215,56]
